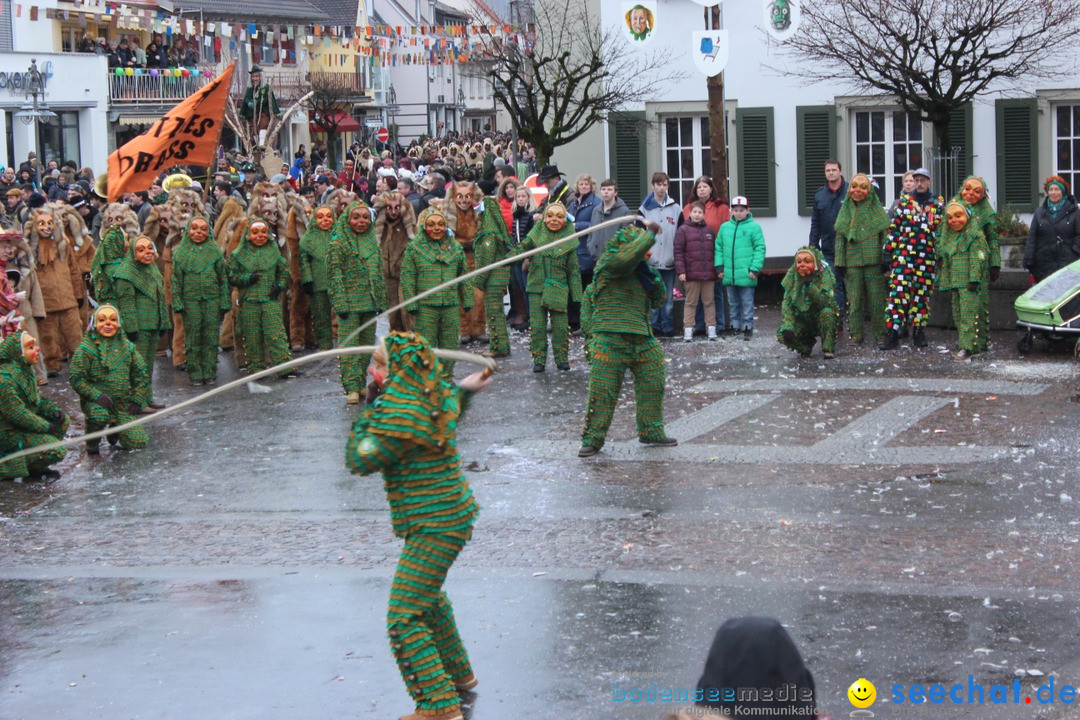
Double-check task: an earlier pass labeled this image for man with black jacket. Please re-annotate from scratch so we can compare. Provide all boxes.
[808,159,848,323]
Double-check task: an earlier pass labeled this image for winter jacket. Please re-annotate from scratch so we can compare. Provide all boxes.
[808,179,848,258]
[683,198,730,236]
[568,192,601,272]
[674,220,719,281]
[511,208,534,246]
[638,192,683,270]
[1024,198,1080,281]
[588,198,631,262]
[715,214,766,288]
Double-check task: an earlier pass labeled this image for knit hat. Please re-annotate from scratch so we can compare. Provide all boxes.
[1044,175,1070,196]
[27,193,46,209]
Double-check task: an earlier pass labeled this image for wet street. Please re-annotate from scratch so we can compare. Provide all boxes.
[2,306,1080,719]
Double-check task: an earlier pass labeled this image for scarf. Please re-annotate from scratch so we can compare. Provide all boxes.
[1047,197,1066,220]
[171,218,223,275]
[298,204,334,262]
[229,218,283,274]
[834,182,890,242]
[111,236,165,300]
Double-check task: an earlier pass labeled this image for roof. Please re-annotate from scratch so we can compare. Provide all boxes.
[169,0,332,23]
[305,0,360,26]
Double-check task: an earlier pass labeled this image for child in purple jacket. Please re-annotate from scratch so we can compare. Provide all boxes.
[675,201,720,341]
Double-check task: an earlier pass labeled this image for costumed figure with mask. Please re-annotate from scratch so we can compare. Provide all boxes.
[25,206,84,377]
[936,202,989,362]
[0,231,46,383]
[951,176,999,353]
[327,200,386,404]
[777,246,839,358]
[68,304,151,454]
[400,207,472,379]
[240,65,280,148]
[170,218,229,386]
[90,202,139,305]
[345,331,490,720]
[298,204,337,350]
[470,196,513,358]
[578,224,675,457]
[112,235,170,410]
[881,178,943,349]
[833,174,890,344]
[0,332,68,481]
[374,192,417,333]
[520,202,582,372]
[284,188,315,351]
[444,182,487,343]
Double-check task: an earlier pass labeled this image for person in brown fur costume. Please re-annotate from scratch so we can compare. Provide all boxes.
[53,203,96,327]
[444,181,487,342]
[24,207,84,376]
[0,231,47,383]
[373,191,417,332]
[283,187,315,350]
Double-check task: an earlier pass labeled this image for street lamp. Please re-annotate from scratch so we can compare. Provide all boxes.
[13,60,58,165]
[456,86,466,133]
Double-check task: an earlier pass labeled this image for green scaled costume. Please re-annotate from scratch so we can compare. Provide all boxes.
[520,218,583,368]
[327,201,387,397]
[400,208,472,379]
[112,237,170,403]
[226,218,291,375]
[580,226,669,450]
[298,204,336,351]
[950,176,999,353]
[778,246,839,357]
[170,220,230,384]
[470,197,513,357]
[90,224,128,304]
[937,207,989,354]
[834,176,890,342]
[69,304,151,453]
[0,333,67,480]
[345,332,479,719]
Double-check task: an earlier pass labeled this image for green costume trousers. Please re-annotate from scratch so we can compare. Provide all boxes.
[387,530,472,714]
[0,433,66,479]
[845,265,887,342]
[311,290,334,351]
[483,287,509,355]
[582,332,666,450]
[528,294,569,366]
[951,286,982,353]
[84,403,149,450]
[182,299,221,383]
[337,311,376,395]
[237,301,290,374]
[132,330,160,403]
[412,305,460,379]
[778,307,838,356]
[975,282,991,353]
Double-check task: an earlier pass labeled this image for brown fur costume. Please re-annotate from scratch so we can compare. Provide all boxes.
[24,206,85,372]
[284,190,315,349]
[444,182,487,339]
[374,191,417,332]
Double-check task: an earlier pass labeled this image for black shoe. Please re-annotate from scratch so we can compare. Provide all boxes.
[106,432,119,446]
[912,327,927,348]
[47,370,59,378]
[174,364,186,371]
[897,325,910,339]
[557,362,570,371]
[41,469,61,482]
[781,329,795,346]
[85,442,100,456]
[743,328,753,341]
[578,445,599,458]
[878,330,899,350]
[532,364,545,373]
[281,369,303,378]
[639,436,678,447]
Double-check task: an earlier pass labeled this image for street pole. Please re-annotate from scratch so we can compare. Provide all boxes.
[706,4,728,201]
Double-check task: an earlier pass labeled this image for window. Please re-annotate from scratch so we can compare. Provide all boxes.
[851,109,922,205]
[663,116,710,206]
[38,111,81,169]
[1055,104,1080,195]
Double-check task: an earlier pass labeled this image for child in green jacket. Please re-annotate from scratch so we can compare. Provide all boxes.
[715,196,766,340]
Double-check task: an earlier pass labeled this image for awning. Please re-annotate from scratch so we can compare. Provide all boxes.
[310,112,361,133]
[117,115,161,126]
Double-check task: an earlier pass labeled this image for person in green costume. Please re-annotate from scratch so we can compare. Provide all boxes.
[777,246,840,358]
[578,222,676,457]
[0,332,68,481]
[327,200,386,404]
[112,235,170,410]
[298,204,337,351]
[937,202,989,362]
[834,173,890,344]
[400,207,472,380]
[226,218,297,378]
[170,217,229,386]
[89,203,136,304]
[951,176,1000,353]
[470,196,513,358]
[520,202,583,372]
[346,331,491,720]
[68,304,150,455]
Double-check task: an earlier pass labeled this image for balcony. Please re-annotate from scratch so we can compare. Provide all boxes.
[109,72,210,105]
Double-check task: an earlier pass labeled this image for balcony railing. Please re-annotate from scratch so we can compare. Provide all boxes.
[109,73,210,104]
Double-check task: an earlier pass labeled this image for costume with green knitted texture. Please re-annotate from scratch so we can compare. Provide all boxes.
[0,333,66,479]
[226,219,291,374]
[834,188,890,342]
[778,246,839,356]
[951,176,998,353]
[90,225,127,303]
[937,215,988,354]
[580,226,668,450]
[171,220,229,383]
[328,201,386,395]
[520,220,583,366]
[400,213,471,378]
[345,332,478,717]
[470,197,513,355]
[69,303,150,451]
[298,204,335,350]
[112,238,170,401]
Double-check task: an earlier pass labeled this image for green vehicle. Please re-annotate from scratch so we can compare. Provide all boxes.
[1014,258,1080,353]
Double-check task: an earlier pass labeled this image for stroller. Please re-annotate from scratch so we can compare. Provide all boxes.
[1015,258,1080,354]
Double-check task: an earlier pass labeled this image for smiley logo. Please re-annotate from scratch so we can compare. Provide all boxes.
[848,678,876,708]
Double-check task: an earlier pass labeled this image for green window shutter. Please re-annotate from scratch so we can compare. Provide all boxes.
[736,107,776,217]
[996,99,1038,212]
[608,111,646,211]
[948,102,973,183]
[796,105,836,216]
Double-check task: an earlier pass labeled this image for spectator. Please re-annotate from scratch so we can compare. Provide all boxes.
[567,174,600,331]
[418,172,447,212]
[509,185,536,329]
[639,171,682,337]
[535,165,570,216]
[715,195,765,340]
[1024,175,1080,283]
[130,39,147,68]
[496,176,520,231]
[79,32,97,54]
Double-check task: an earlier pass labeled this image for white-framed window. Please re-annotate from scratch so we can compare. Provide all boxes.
[1055,103,1080,194]
[663,116,710,206]
[851,109,923,205]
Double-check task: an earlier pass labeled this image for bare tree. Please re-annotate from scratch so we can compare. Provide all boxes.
[481,0,686,166]
[303,75,359,170]
[778,0,1080,152]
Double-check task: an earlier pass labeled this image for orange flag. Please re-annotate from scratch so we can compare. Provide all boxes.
[107,63,237,202]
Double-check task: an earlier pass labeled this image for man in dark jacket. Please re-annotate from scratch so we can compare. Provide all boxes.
[808,159,848,322]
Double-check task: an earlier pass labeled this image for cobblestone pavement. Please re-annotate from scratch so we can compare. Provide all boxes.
[2,308,1080,719]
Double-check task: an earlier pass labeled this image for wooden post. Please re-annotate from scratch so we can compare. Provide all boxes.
[706,4,729,201]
